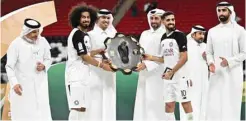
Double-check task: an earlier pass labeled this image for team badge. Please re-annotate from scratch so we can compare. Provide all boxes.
[169,42,173,47]
[74,100,79,105]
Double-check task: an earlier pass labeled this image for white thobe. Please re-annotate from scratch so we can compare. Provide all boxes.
[87,26,116,121]
[5,36,52,121]
[133,26,166,121]
[181,37,209,121]
[206,22,246,120]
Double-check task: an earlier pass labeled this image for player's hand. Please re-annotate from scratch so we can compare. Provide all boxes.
[90,48,105,57]
[202,52,206,60]
[162,70,174,80]
[219,57,228,67]
[209,63,215,73]
[36,62,45,71]
[135,63,146,71]
[101,63,113,72]
[13,84,22,96]
[102,59,112,64]
[142,54,153,61]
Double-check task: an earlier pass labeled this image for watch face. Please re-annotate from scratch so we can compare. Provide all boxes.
[103,33,145,74]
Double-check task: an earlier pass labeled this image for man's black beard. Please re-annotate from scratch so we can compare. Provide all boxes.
[196,39,203,44]
[219,15,229,22]
[79,22,89,29]
[151,24,161,30]
[166,27,175,32]
[152,25,161,30]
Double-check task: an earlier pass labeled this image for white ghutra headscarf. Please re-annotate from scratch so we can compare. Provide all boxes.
[94,9,117,35]
[187,25,206,40]
[216,1,237,24]
[20,18,43,43]
[147,8,165,32]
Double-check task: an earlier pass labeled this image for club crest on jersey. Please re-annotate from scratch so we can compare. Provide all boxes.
[74,100,79,105]
[169,42,173,47]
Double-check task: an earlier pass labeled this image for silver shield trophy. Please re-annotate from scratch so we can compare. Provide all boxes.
[103,33,145,74]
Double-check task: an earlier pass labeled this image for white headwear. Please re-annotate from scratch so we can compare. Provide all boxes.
[20,18,43,43]
[94,9,117,34]
[147,8,165,32]
[216,1,241,61]
[20,18,42,37]
[216,1,237,24]
[187,25,206,39]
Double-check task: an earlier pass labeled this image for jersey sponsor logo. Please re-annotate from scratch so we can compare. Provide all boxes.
[163,48,174,56]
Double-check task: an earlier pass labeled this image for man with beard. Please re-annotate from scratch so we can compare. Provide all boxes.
[144,11,193,121]
[87,9,117,121]
[133,8,166,121]
[65,4,113,121]
[206,1,246,120]
[186,25,208,121]
[5,18,52,120]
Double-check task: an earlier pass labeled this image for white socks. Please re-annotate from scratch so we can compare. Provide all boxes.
[186,112,193,121]
[165,112,193,121]
[69,110,86,121]
[165,112,175,121]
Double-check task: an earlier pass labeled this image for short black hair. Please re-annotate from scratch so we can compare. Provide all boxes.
[161,11,174,19]
[68,3,98,28]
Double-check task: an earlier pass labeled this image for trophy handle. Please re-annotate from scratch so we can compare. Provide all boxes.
[131,66,138,72]
[110,64,118,72]
[121,69,132,75]
[100,50,118,72]
[100,51,108,60]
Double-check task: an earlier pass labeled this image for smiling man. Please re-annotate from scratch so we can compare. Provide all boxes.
[87,9,117,121]
[143,11,194,121]
[133,8,166,121]
[160,11,193,121]
[65,5,113,121]
[5,18,52,120]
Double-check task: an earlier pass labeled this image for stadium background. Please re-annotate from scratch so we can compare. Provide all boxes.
[0,0,245,120]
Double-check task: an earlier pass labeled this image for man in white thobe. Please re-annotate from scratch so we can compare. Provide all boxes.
[206,1,246,120]
[186,25,209,121]
[133,8,166,121]
[87,9,117,121]
[5,18,52,121]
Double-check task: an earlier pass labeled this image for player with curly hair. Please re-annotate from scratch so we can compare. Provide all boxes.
[65,3,112,121]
